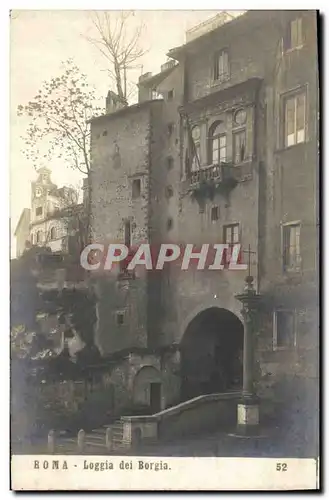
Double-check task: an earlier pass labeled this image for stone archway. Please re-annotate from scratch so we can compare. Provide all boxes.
[133,366,162,413]
[180,307,243,401]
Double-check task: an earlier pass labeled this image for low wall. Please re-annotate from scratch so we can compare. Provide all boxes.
[120,392,241,446]
[157,392,240,441]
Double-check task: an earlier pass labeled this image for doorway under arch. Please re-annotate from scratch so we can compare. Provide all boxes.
[180,307,243,401]
[133,366,162,413]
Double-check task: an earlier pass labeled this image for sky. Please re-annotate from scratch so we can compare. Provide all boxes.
[10,9,225,257]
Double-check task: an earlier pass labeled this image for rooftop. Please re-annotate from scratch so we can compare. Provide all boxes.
[185,11,245,43]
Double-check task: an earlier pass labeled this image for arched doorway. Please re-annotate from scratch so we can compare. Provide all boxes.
[133,366,162,413]
[180,307,243,401]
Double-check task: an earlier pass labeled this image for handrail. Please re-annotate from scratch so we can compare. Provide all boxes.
[121,391,241,422]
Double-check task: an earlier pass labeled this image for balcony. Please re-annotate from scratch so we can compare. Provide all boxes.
[190,162,239,186]
[187,160,255,209]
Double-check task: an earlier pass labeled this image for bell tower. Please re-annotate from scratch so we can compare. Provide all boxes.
[30,167,57,227]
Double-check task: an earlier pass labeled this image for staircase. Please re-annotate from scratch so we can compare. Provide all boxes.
[55,392,241,453]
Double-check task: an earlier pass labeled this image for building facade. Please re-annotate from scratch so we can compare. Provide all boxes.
[15,167,81,258]
[89,11,318,422]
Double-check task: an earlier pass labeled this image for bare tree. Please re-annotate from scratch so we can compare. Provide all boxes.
[86,11,147,104]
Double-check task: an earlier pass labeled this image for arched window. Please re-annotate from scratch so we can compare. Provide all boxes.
[50,227,56,240]
[209,121,226,165]
[191,125,201,172]
[36,230,42,243]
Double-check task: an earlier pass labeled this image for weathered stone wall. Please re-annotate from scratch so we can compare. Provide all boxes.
[90,102,162,355]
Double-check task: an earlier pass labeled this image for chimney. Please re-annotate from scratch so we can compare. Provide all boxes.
[138,73,153,103]
[160,60,176,73]
[106,90,127,114]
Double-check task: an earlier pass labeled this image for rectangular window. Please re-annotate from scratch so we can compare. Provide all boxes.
[191,143,201,172]
[167,156,174,170]
[224,223,240,244]
[273,310,296,349]
[284,18,303,51]
[152,89,162,100]
[233,130,246,164]
[124,220,131,248]
[284,92,306,147]
[211,206,219,222]
[167,89,174,101]
[283,222,301,271]
[214,49,229,81]
[36,207,43,216]
[167,123,174,137]
[212,135,226,164]
[132,179,141,200]
[116,311,125,326]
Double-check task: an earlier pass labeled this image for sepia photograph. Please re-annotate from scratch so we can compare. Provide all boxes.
[10,7,319,490]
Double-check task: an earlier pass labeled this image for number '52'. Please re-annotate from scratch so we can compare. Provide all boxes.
[276,463,288,471]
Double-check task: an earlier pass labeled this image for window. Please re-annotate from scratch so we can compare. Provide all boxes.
[102,130,108,137]
[224,223,240,244]
[124,220,131,248]
[167,89,174,101]
[213,49,229,81]
[223,223,240,266]
[273,310,296,349]
[165,185,174,199]
[116,311,125,326]
[211,206,219,222]
[152,89,162,100]
[209,122,226,164]
[284,92,306,147]
[36,230,43,243]
[233,130,246,164]
[284,18,303,51]
[167,123,174,137]
[166,156,174,170]
[191,125,201,172]
[36,206,43,216]
[50,227,57,240]
[283,222,301,271]
[167,217,173,231]
[132,179,141,200]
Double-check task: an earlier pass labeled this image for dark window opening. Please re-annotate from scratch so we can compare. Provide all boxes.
[168,89,174,101]
[233,130,246,164]
[223,223,241,266]
[274,311,296,348]
[124,220,131,248]
[213,49,229,81]
[50,227,56,240]
[36,206,43,216]
[36,230,42,243]
[102,130,108,137]
[132,179,141,199]
[167,217,173,231]
[283,223,301,271]
[165,186,174,199]
[167,156,174,170]
[211,206,219,221]
[167,123,174,136]
[116,312,124,326]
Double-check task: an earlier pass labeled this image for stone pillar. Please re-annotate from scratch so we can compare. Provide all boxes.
[105,427,113,452]
[77,429,85,453]
[47,430,55,454]
[235,275,261,434]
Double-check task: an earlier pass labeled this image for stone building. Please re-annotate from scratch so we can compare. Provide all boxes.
[14,167,87,258]
[89,10,318,426]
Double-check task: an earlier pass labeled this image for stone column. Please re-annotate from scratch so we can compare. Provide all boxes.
[235,275,261,434]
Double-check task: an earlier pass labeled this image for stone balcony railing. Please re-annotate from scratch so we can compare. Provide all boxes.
[190,159,253,188]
